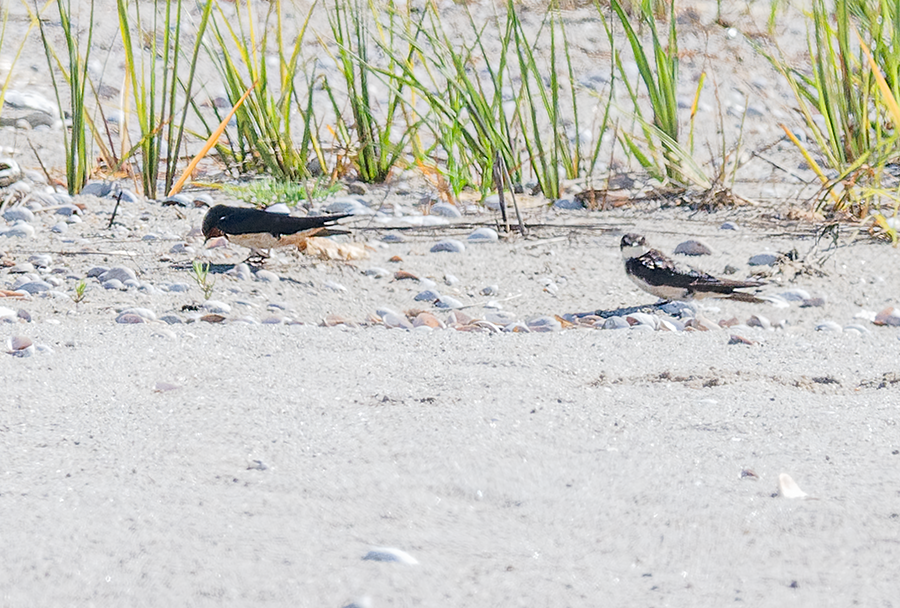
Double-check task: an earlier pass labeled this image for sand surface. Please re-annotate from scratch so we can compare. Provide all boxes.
[2,0,900,606]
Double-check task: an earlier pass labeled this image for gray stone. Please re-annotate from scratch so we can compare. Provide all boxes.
[481,284,499,296]
[0,222,35,238]
[748,253,778,266]
[119,307,157,321]
[55,204,81,216]
[13,281,50,294]
[720,221,740,230]
[553,198,584,210]
[164,282,192,293]
[363,267,389,279]
[103,279,125,290]
[674,240,712,256]
[2,207,35,223]
[202,300,231,314]
[99,266,138,283]
[435,295,464,309]
[431,239,466,253]
[485,311,517,325]
[9,263,35,274]
[160,315,183,325]
[255,269,279,283]
[443,274,459,286]
[163,194,192,207]
[602,316,631,330]
[526,316,562,332]
[325,197,373,215]
[86,266,109,278]
[117,189,141,203]
[51,223,68,233]
[116,312,145,324]
[430,202,462,218]
[467,227,499,242]
[815,321,843,333]
[28,254,52,268]
[381,233,405,243]
[414,289,441,302]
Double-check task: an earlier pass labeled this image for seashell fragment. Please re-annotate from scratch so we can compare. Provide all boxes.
[778,473,809,499]
[362,547,418,565]
[7,335,34,357]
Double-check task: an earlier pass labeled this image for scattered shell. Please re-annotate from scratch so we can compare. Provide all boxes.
[435,296,464,309]
[740,469,759,480]
[414,289,441,302]
[119,307,157,321]
[778,473,809,499]
[602,316,630,330]
[778,288,811,302]
[99,266,138,284]
[747,314,771,330]
[362,547,418,565]
[394,270,419,281]
[363,267,389,279]
[526,316,562,332]
[874,306,900,326]
[7,335,34,357]
[115,313,145,324]
[674,240,712,256]
[200,313,226,323]
[728,334,758,346]
[815,321,842,333]
[413,312,444,329]
[800,297,826,308]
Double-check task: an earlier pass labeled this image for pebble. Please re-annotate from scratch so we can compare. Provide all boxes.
[0,221,36,239]
[119,307,157,321]
[51,223,68,233]
[502,322,530,333]
[381,233,405,243]
[778,473,809,500]
[800,297,826,308]
[86,266,109,278]
[414,289,441,302]
[467,227,499,242]
[103,279,125,290]
[202,300,231,314]
[55,204,81,217]
[748,253,778,266]
[874,306,900,326]
[163,282,191,293]
[124,279,142,290]
[324,281,347,292]
[117,189,141,203]
[255,270,280,283]
[363,267,390,279]
[362,547,418,565]
[444,274,459,286]
[0,307,16,322]
[80,181,113,197]
[602,316,630,330]
[815,321,843,332]
[2,207,35,223]
[7,335,35,357]
[747,314,772,330]
[481,284,499,296]
[720,221,739,230]
[116,312,146,324]
[28,254,52,268]
[160,315,182,324]
[674,240,712,256]
[0,158,22,187]
[431,239,466,253]
[99,266,137,283]
[779,288,810,301]
[13,281,50,294]
[227,263,252,281]
[325,197,372,215]
[9,263,35,274]
[435,295,464,309]
[380,309,412,330]
[660,300,697,317]
[483,194,506,210]
[485,311,517,325]
[430,202,462,217]
[162,193,193,207]
[526,316,562,332]
[261,315,284,324]
[553,198,584,210]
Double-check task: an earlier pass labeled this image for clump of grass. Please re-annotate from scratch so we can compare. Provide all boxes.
[221,177,341,207]
[117,0,213,198]
[36,0,95,194]
[757,0,900,222]
[191,260,215,300]
[201,0,317,180]
[72,279,87,303]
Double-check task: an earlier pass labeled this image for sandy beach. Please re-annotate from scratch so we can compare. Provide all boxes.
[2,0,900,605]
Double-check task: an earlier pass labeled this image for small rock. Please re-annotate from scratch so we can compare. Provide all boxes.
[602,316,630,330]
[380,310,412,330]
[347,182,368,195]
[162,194,193,207]
[103,279,125,290]
[116,312,145,324]
[6,335,34,357]
[81,181,113,197]
[430,239,466,253]
[255,269,280,283]
[200,313,227,323]
[119,307,157,321]
[414,289,441,302]
[381,233,405,243]
[435,295,464,309]
[55,204,81,216]
[99,266,138,283]
[13,281,50,294]
[674,240,712,256]
[325,197,372,215]
[444,274,459,286]
[202,300,231,314]
[2,207,35,223]
[28,254,52,268]
[720,221,739,230]
[227,263,252,281]
[0,222,36,239]
[164,282,192,293]
[526,316,562,332]
[50,223,68,234]
[160,315,183,325]
[412,312,444,329]
[626,312,659,329]
[481,284,499,296]
[8,263,35,274]
[324,280,347,292]
[363,267,390,279]
[800,297,826,308]
[778,288,811,301]
[485,311,517,325]
[467,227,499,242]
[553,198,584,210]
[86,266,109,278]
[874,306,900,326]
[748,253,778,266]
[747,314,772,330]
[430,202,462,218]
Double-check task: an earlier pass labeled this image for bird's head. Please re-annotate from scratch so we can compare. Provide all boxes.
[620,233,650,260]
[201,204,227,239]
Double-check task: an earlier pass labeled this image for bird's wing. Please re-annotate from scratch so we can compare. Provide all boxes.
[217,208,351,236]
[627,250,711,289]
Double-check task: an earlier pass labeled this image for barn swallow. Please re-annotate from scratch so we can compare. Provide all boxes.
[620,233,765,302]
[202,204,350,258]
